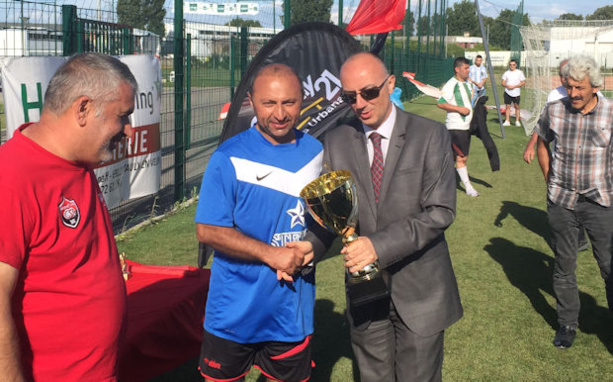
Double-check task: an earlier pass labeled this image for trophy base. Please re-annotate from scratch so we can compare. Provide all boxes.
[348,261,379,283]
[346,273,389,307]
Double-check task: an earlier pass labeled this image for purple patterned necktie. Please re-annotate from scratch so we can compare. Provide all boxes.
[370,132,384,203]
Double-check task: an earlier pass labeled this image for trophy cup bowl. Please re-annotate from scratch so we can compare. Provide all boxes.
[300,170,380,283]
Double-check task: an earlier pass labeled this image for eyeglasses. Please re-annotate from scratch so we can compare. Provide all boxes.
[341,75,391,104]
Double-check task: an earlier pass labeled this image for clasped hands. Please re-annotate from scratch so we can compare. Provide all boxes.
[272,236,378,282]
[273,241,314,282]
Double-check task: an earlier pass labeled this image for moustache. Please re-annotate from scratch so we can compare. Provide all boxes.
[111,132,127,144]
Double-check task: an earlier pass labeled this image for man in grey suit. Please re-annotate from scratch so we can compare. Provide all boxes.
[323,52,463,381]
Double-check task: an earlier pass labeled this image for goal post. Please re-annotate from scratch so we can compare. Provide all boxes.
[519,20,613,136]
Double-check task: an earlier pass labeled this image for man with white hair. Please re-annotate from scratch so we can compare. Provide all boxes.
[536,55,613,349]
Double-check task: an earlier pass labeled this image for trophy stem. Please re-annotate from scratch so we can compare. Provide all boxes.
[342,227,358,245]
[301,170,388,305]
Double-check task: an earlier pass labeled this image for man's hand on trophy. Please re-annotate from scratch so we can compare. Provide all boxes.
[341,236,379,274]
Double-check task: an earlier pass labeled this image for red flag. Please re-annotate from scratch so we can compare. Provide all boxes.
[346,0,406,35]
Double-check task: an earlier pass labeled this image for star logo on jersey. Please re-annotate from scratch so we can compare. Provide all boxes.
[286,200,306,228]
[58,196,80,229]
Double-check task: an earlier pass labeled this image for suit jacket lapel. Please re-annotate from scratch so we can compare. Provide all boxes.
[379,109,407,201]
[348,125,378,223]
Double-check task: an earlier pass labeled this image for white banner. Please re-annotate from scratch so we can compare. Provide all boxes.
[184,2,259,15]
[0,55,162,209]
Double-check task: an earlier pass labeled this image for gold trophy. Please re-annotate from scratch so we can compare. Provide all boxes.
[301,170,388,306]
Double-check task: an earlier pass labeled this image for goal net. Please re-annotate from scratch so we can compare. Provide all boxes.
[519,20,613,135]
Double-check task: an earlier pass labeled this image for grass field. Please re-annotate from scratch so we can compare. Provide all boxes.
[117,92,613,381]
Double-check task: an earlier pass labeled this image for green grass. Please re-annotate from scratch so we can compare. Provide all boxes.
[116,94,613,381]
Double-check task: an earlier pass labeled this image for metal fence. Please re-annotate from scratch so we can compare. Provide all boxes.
[1,0,453,233]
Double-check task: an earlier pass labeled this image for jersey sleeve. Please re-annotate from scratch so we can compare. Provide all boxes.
[195,151,237,227]
[0,185,29,269]
[438,80,454,104]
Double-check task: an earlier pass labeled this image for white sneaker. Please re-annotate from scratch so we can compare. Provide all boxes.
[515,120,522,126]
[503,121,511,126]
[466,188,480,197]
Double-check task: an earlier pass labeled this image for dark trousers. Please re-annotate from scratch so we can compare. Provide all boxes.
[349,299,444,382]
[548,197,613,327]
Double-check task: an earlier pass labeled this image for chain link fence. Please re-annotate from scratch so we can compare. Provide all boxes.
[1,0,452,233]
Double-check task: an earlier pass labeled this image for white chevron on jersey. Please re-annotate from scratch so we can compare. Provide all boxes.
[230,151,323,197]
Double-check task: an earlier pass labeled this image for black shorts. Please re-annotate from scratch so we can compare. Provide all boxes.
[504,93,520,105]
[448,130,471,158]
[199,329,313,382]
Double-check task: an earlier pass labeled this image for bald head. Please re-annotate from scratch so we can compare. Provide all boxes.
[341,52,389,80]
[340,52,395,129]
[251,63,301,96]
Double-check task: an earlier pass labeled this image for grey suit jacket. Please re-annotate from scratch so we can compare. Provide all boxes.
[322,107,463,336]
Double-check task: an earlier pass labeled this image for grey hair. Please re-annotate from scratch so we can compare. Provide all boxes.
[561,55,602,87]
[44,52,137,116]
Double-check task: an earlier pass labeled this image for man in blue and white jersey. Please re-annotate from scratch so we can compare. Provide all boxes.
[195,63,324,382]
[468,54,487,106]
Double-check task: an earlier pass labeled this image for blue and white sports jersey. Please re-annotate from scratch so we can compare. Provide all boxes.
[195,125,323,344]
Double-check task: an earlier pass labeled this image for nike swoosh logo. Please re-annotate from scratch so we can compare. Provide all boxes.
[256,172,272,181]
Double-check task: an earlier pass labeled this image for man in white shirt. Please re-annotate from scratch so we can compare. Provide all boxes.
[501,59,526,126]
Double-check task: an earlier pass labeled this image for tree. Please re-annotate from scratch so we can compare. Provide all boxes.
[403,10,415,37]
[557,13,583,21]
[417,15,429,36]
[286,0,333,25]
[117,0,166,37]
[487,9,530,51]
[416,12,445,39]
[117,0,143,29]
[145,0,166,37]
[586,5,613,21]
[446,0,480,37]
[225,18,263,28]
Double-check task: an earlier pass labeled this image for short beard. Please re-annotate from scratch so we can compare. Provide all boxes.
[98,139,113,163]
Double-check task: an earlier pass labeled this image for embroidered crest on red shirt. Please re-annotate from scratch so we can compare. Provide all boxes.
[58,196,81,229]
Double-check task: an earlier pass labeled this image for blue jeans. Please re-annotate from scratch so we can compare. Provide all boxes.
[548,196,613,327]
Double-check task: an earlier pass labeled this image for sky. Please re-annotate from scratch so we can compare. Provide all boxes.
[87,0,612,29]
[162,0,613,28]
[463,0,613,23]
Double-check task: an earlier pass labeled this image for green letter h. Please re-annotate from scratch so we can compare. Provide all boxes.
[21,83,43,123]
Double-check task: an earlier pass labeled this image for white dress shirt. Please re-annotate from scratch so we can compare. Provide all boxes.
[363,106,397,166]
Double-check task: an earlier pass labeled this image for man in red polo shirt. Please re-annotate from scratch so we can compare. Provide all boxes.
[0,53,136,380]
